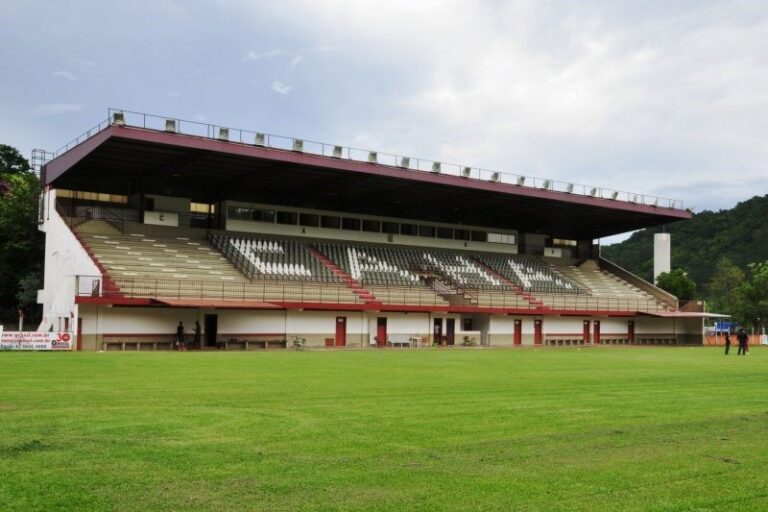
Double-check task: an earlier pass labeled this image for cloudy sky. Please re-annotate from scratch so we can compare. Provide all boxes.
[2,0,767,234]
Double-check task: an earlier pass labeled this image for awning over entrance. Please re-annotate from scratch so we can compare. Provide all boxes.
[638,311,730,319]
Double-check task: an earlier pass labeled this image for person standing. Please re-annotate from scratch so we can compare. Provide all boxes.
[193,321,202,350]
[176,321,186,351]
[737,327,748,356]
[724,331,731,355]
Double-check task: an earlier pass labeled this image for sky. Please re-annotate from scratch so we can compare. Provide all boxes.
[1,0,767,243]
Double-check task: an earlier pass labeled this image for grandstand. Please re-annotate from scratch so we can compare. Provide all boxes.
[36,109,708,350]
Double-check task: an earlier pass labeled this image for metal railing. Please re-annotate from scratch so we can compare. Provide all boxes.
[41,108,687,211]
[75,274,668,312]
[76,275,365,304]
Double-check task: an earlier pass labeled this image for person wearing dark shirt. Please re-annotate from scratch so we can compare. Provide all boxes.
[736,328,748,356]
[176,321,186,351]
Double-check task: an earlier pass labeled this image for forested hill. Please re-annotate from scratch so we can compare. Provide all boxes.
[601,194,768,295]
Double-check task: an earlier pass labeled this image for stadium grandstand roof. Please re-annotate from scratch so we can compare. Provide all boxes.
[41,109,692,240]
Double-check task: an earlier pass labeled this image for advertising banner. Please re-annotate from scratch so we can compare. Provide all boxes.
[0,331,73,351]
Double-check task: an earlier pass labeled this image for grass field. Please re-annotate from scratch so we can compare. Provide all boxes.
[1,347,766,511]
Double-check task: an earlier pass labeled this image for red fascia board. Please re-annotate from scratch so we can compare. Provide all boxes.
[46,126,691,220]
[75,296,153,306]
[75,295,646,317]
[44,128,114,185]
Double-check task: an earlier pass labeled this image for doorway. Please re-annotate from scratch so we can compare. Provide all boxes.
[433,318,443,345]
[593,320,601,344]
[514,319,522,345]
[628,320,635,343]
[583,320,591,344]
[534,319,543,345]
[335,316,347,347]
[376,317,387,347]
[446,318,455,345]
[204,314,218,347]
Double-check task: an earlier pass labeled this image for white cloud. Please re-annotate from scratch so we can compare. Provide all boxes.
[5,1,768,214]
[31,103,83,116]
[52,70,76,81]
[271,81,292,95]
[243,49,286,61]
[70,59,96,67]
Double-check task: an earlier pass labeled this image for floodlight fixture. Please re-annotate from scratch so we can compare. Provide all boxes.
[218,127,230,141]
[461,167,471,178]
[610,191,619,200]
[255,133,266,146]
[490,172,500,182]
[111,112,125,126]
[516,176,525,186]
[368,151,378,164]
[431,162,441,173]
[542,180,550,190]
[589,187,597,196]
[399,157,410,168]
[293,139,304,152]
[566,183,574,193]
[164,119,177,133]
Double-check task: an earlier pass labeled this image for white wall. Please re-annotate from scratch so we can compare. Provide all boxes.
[39,189,100,331]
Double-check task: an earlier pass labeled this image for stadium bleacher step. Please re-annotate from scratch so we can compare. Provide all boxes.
[307,246,379,304]
[472,256,548,309]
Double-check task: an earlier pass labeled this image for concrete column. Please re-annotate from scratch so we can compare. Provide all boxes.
[654,233,671,282]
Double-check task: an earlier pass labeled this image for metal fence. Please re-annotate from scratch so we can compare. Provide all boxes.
[76,274,667,312]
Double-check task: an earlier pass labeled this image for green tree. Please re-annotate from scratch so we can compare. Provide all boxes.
[733,261,768,331]
[0,144,32,175]
[706,257,744,313]
[656,268,696,300]
[0,145,43,324]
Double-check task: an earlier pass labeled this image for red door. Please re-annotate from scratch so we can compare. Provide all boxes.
[593,320,601,344]
[628,320,635,344]
[514,319,522,345]
[76,317,83,351]
[534,319,543,345]
[583,320,591,344]
[335,317,347,347]
[376,317,387,347]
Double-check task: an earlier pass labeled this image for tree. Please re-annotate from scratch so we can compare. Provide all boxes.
[0,144,32,175]
[733,261,768,331]
[706,257,745,313]
[656,268,696,300]
[0,145,43,324]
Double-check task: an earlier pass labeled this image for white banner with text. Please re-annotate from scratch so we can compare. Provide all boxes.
[0,331,73,351]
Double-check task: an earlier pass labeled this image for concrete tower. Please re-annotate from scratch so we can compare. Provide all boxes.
[653,233,671,282]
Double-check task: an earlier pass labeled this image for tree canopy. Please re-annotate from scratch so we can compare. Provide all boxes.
[0,145,43,324]
[655,268,696,300]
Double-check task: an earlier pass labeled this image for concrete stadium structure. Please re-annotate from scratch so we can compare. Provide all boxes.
[36,109,707,351]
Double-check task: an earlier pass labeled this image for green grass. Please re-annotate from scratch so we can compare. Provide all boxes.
[1,347,766,511]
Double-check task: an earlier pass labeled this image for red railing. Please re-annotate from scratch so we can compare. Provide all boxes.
[75,275,668,312]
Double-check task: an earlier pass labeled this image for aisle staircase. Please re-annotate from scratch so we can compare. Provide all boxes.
[308,247,379,304]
